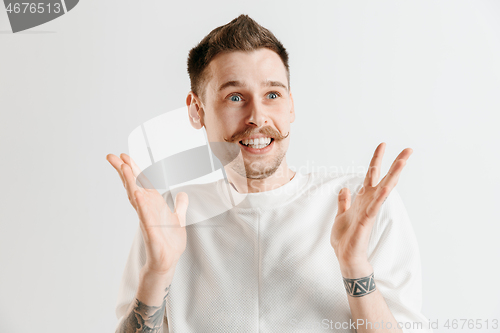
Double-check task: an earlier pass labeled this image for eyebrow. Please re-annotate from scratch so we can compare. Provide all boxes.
[217,80,288,92]
[265,80,288,90]
[218,80,243,91]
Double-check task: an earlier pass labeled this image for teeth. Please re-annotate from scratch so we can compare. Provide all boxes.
[241,137,271,146]
[240,137,272,149]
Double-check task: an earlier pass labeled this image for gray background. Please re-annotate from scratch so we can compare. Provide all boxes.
[1,0,499,332]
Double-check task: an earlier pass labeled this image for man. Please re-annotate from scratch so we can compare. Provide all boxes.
[107,15,430,332]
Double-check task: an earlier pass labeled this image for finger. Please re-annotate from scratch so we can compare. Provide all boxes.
[383,159,406,190]
[120,153,155,190]
[378,148,413,190]
[337,188,351,215]
[106,154,126,188]
[122,162,139,209]
[134,190,151,242]
[127,155,151,189]
[365,186,391,219]
[120,153,142,177]
[174,192,189,227]
[364,142,386,188]
[134,190,147,222]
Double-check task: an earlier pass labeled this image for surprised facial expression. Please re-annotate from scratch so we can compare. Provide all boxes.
[199,48,295,179]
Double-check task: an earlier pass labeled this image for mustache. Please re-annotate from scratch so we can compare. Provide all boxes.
[225,126,289,143]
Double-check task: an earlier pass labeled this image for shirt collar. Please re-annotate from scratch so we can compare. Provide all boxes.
[218,170,310,210]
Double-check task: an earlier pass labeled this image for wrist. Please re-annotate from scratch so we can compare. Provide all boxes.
[141,264,176,282]
[143,259,179,276]
[137,267,175,306]
[342,271,377,298]
[339,261,373,279]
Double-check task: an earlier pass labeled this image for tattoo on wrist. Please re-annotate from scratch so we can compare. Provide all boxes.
[343,272,376,297]
[120,284,171,333]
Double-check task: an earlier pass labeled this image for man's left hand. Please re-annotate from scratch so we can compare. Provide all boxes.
[330,142,413,277]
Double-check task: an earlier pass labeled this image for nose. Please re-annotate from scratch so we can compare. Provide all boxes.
[245,99,269,128]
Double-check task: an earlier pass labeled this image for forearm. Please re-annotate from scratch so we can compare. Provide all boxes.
[341,263,402,333]
[117,267,175,333]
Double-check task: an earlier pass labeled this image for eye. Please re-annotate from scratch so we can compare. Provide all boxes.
[267,92,280,99]
[228,94,242,102]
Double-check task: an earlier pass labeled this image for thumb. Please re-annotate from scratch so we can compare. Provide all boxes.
[174,192,189,227]
[337,188,351,214]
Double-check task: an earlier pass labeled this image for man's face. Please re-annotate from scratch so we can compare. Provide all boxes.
[198,48,295,179]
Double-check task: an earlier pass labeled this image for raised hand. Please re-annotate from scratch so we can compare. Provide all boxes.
[330,143,413,277]
[106,153,189,275]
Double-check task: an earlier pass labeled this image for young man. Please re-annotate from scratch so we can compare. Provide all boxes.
[108,15,430,333]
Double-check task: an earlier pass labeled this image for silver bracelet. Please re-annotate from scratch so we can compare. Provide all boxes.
[343,272,376,297]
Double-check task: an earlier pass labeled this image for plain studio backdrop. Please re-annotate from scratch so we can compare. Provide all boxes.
[1,0,499,332]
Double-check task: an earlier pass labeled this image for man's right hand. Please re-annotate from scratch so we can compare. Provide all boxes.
[106,153,189,275]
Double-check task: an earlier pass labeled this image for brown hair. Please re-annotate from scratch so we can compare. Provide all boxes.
[187,14,290,102]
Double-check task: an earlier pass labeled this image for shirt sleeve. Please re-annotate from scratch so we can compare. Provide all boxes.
[366,187,432,333]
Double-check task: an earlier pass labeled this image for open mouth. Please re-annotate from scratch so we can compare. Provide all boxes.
[239,137,274,150]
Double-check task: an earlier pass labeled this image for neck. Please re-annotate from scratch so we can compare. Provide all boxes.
[224,157,296,194]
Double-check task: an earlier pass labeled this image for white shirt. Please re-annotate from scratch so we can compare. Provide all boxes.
[115,171,432,332]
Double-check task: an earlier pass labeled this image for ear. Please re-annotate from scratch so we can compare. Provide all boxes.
[289,91,295,124]
[186,92,204,129]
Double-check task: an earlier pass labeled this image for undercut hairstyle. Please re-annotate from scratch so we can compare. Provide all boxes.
[187,14,290,102]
